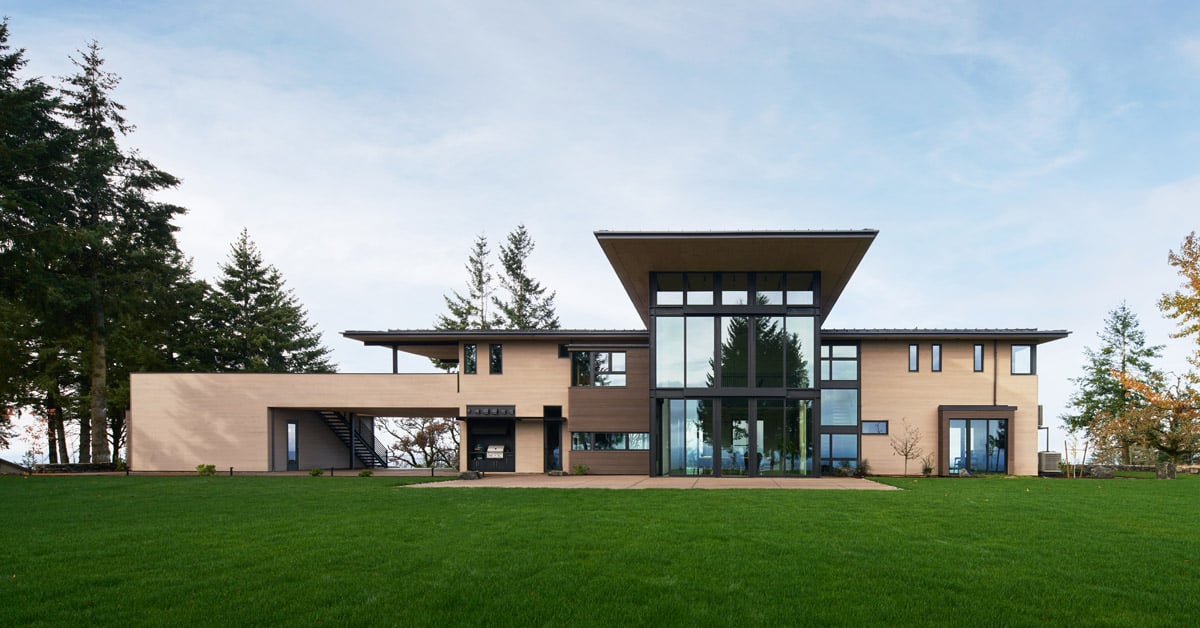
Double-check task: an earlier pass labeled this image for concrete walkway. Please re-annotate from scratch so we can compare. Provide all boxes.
[410,474,899,490]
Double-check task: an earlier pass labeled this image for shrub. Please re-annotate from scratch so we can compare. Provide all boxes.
[114,458,127,472]
[358,469,373,477]
[571,464,590,475]
[855,458,871,477]
[196,464,216,476]
[309,468,325,477]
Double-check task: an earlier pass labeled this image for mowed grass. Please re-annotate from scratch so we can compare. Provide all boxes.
[2,475,1198,627]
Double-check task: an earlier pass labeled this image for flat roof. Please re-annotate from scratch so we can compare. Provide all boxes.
[342,329,649,360]
[823,328,1070,343]
[595,230,878,326]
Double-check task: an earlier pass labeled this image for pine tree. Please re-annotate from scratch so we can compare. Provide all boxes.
[56,41,187,463]
[435,234,498,331]
[207,229,335,373]
[494,224,559,330]
[1061,302,1162,464]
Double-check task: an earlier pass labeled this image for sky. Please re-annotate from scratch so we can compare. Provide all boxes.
[3,1,1199,462]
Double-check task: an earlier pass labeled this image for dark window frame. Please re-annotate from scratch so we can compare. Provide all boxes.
[861,420,888,435]
[572,351,628,387]
[463,344,477,374]
[908,344,919,372]
[570,432,651,451]
[973,344,984,372]
[1011,344,1036,375]
[931,344,942,373]
[489,343,503,374]
[819,343,859,383]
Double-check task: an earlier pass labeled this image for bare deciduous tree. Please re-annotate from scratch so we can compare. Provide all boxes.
[380,417,459,469]
[889,418,923,477]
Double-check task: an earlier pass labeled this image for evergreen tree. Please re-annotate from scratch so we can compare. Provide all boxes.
[206,229,335,373]
[1061,302,1162,464]
[56,41,187,463]
[494,224,559,330]
[435,234,498,331]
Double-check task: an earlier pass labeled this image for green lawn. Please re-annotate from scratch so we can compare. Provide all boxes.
[2,475,1198,626]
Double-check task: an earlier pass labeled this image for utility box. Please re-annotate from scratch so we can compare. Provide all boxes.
[1038,451,1063,476]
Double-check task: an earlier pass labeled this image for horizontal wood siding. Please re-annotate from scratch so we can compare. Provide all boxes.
[567,348,650,432]
[569,450,649,475]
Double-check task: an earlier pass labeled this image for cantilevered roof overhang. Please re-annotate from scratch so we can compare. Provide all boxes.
[595,230,878,326]
[823,328,1070,344]
[342,329,649,361]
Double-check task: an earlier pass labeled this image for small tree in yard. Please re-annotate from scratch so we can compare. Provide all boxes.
[890,418,923,477]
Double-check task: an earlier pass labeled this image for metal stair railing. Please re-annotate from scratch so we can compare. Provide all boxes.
[316,410,388,468]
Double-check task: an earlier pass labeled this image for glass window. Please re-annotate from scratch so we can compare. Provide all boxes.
[656,317,685,387]
[572,351,627,387]
[463,344,477,374]
[785,317,815,388]
[755,316,785,387]
[685,317,714,388]
[785,273,814,305]
[663,398,713,476]
[571,432,591,450]
[756,273,784,305]
[908,344,919,372]
[655,273,683,306]
[489,344,503,374]
[932,344,942,372]
[862,420,888,435]
[594,433,626,450]
[721,273,749,305]
[686,273,714,305]
[628,433,650,450]
[1012,345,1034,375]
[948,419,1008,474]
[974,344,984,372]
[821,389,858,426]
[720,316,750,387]
[719,398,750,476]
[820,433,858,474]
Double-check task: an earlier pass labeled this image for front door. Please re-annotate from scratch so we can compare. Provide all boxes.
[544,421,562,472]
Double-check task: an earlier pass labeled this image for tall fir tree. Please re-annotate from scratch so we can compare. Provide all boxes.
[1061,302,1162,464]
[57,41,187,463]
[435,234,498,331]
[493,224,559,330]
[206,229,335,373]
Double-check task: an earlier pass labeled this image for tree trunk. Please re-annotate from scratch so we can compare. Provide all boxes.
[89,304,110,464]
[54,412,69,463]
[46,411,58,464]
[78,413,91,464]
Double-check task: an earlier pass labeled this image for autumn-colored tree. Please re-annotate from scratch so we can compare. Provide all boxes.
[1092,373,1200,478]
[1160,231,1200,376]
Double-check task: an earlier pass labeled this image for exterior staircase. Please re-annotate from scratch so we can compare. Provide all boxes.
[316,410,389,468]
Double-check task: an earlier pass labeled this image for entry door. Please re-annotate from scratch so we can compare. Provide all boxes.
[544,421,562,472]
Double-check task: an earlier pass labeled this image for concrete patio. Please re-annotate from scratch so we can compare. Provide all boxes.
[409,474,900,490]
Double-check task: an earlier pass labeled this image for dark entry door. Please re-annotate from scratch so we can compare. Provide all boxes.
[544,421,562,472]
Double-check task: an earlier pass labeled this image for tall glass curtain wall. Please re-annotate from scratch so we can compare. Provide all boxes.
[651,271,827,476]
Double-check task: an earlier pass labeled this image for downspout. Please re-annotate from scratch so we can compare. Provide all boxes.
[992,340,998,406]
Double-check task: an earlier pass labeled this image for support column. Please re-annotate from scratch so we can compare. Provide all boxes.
[349,412,356,469]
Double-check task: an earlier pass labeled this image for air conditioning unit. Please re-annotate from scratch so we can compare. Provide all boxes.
[1038,451,1062,475]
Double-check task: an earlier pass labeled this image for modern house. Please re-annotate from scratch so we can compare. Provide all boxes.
[129,230,1067,476]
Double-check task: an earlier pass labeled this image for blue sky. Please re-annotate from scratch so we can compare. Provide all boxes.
[4,1,1200,460]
